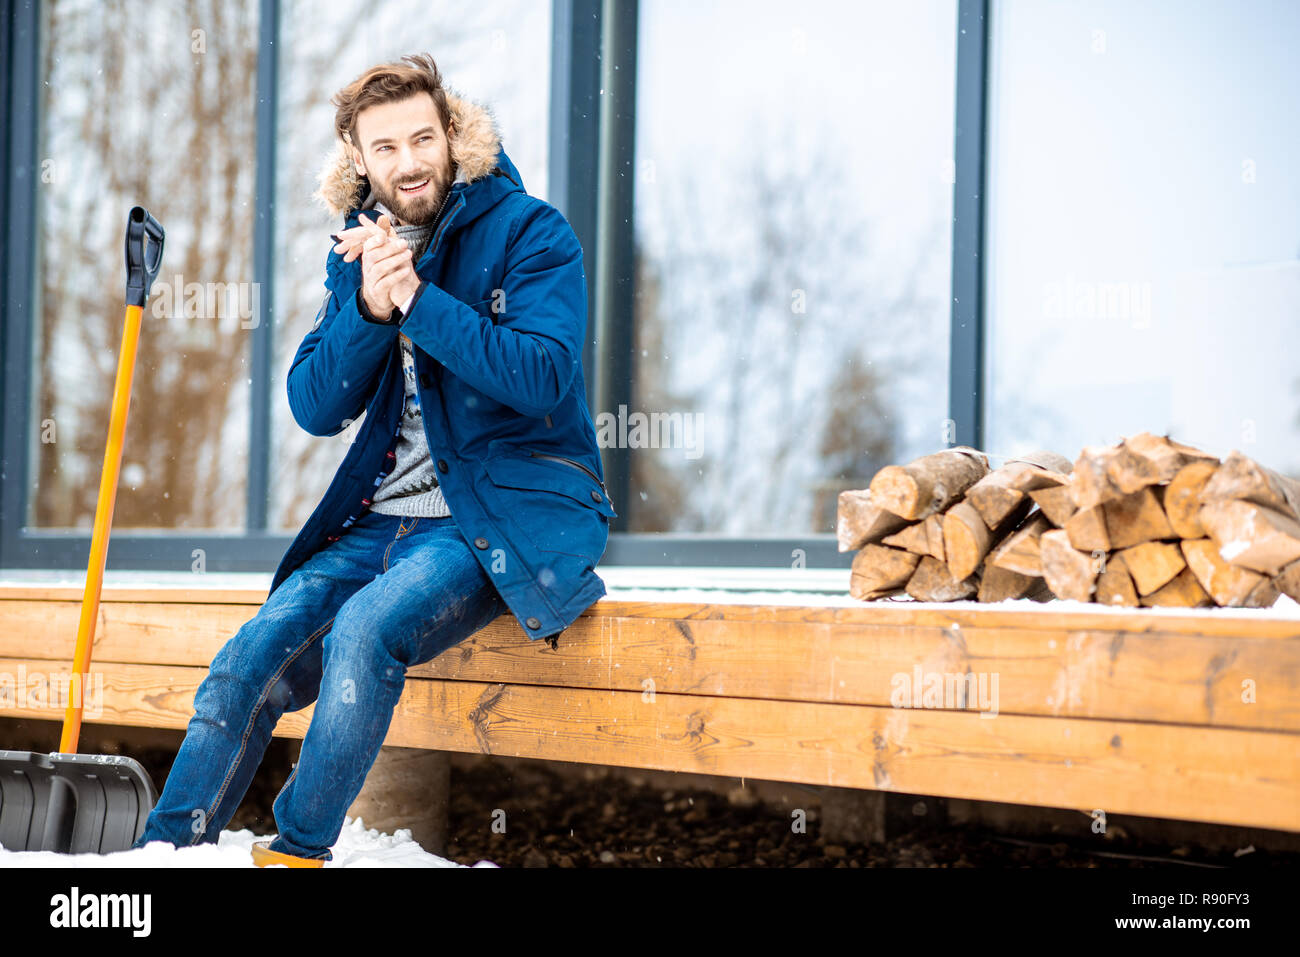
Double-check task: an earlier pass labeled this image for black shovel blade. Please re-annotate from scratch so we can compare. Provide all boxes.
[0,750,157,854]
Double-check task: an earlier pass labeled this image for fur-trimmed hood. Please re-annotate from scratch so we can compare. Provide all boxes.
[314,87,505,218]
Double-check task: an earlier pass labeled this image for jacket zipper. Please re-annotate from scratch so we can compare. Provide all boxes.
[430,185,454,232]
[426,186,459,259]
[528,451,607,493]
[409,186,605,503]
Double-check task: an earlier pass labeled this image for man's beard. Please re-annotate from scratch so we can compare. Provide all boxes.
[370,165,453,226]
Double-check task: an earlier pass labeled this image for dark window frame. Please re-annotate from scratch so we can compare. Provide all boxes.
[0,0,988,573]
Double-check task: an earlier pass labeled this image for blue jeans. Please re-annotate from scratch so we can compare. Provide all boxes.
[131,510,506,861]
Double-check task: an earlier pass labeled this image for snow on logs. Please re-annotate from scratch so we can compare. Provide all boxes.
[837,432,1300,608]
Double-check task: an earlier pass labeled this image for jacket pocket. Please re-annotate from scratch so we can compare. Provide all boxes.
[482,453,615,562]
[483,454,616,518]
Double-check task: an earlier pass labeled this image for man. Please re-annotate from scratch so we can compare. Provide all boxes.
[132,54,615,866]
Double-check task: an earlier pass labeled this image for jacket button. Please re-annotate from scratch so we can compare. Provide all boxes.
[474,537,489,549]
[437,459,449,473]
[525,617,541,630]
[420,372,432,388]
[590,490,602,503]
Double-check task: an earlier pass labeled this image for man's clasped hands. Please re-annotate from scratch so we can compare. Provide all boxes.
[332,213,421,322]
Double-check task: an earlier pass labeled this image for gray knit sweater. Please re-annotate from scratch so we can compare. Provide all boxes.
[366,200,451,517]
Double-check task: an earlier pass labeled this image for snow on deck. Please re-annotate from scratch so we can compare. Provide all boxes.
[2,566,1300,618]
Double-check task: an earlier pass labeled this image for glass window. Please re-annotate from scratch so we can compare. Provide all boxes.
[629,0,958,534]
[31,0,259,531]
[270,1,552,531]
[985,0,1300,474]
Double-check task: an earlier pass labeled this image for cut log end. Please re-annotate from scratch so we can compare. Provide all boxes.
[1094,553,1139,607]
[836,488,910,551]
[1039,530,1099,602]
[867,448,990,520]
[849,545,922,600]
[905,556,980,603]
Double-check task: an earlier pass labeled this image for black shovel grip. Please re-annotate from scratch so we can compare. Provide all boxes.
[124,205,165,307]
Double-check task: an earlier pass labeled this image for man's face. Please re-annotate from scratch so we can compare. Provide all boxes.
[351,93,454,226]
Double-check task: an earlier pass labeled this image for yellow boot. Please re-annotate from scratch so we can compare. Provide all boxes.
[251,839,327,868]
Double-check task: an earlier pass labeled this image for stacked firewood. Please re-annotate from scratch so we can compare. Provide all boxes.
[837,432,1300,608]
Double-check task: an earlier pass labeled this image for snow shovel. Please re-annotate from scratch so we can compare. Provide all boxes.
[0,206,164,854]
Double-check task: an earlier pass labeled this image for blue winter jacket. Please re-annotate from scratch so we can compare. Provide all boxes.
[269,91,614,641]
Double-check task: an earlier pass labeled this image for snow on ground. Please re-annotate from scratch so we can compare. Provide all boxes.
[0,816,499,868]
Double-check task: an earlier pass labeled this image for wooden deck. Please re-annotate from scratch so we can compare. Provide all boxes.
[1,574,1297,833]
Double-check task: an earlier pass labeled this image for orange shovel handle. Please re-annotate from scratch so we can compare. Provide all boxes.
[59,303,144,754]
[59,206,163,754]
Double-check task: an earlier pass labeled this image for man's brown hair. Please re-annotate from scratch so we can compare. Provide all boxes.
[331,52,453,149]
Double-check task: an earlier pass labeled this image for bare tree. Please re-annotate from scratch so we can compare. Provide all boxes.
[628,114,946,534]
[35,0,258,531]
[627,242,694,532]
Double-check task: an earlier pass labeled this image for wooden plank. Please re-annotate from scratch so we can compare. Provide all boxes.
[6,590,1300,643]
[1,659,1295,833]
[0,584,275,604]
[0,600,254,664]
[352,682,1300,834]
[581,599,1300,638]
[4,602,1300,730]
